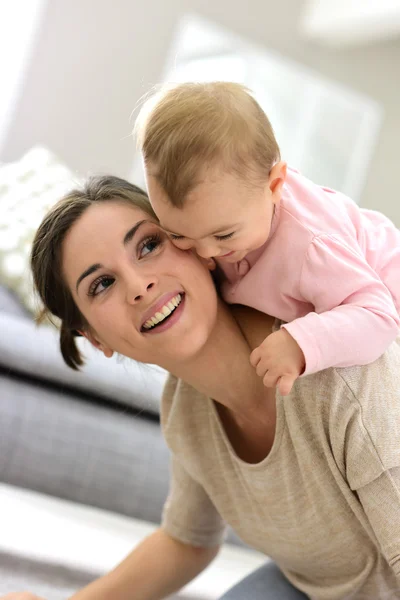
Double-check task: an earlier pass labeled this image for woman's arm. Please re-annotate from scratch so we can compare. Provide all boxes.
[70,527,219,600]
[0,530,218,600]
[72,430,225,600]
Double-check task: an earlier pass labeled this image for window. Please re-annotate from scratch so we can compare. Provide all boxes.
[158,15,383,202]
[0,0,46,154]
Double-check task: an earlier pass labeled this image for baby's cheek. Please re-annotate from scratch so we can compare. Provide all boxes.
[244,227,269,251]
[229,235,252,251]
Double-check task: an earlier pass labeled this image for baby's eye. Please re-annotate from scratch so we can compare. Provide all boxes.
[88,276,115,297]
[169,234,185,240]
[215,232,235,241]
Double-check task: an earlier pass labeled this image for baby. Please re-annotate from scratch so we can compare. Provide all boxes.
[135,81,400,395]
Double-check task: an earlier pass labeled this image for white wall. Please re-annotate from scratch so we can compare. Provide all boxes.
[2,0,400,223]
[301,0,400,46]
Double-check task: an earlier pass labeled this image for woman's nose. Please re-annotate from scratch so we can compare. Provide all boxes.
[126,279,156,304]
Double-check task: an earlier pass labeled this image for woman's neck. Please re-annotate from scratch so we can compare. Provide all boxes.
[164,302,276,421]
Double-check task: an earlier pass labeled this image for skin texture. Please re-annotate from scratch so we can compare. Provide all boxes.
[145,160,304,394]
[145,162,287,264]
[63,202,218,370]
[0,202,299,599]
[62,200,278,420]
[250,328,305,396]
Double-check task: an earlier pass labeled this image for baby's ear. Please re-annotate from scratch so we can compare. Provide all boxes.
[269,161,287,200]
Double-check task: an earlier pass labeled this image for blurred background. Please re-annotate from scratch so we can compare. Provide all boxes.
[1,3,400,597]
[1,0,400,217]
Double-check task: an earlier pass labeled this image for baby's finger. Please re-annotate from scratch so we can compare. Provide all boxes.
[263,371,280,389]
[255,359,270,378]
[278,375,295,396]
[250,347,261,367]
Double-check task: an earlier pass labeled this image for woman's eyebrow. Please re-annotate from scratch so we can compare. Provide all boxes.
[76,220,150,292]
[76,263,102,292]
[123,219,149,245]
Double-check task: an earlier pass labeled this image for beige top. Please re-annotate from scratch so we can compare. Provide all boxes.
[161,335,400,600]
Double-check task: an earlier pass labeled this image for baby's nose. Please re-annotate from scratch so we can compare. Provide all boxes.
[195,243,216,259]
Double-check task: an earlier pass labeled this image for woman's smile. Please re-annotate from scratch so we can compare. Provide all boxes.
[62,201,218,365]
[141,292,185,333]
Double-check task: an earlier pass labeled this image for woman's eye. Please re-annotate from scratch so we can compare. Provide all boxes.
[88,276,115,297]
[215,232,235,241]
[139,233,162,258]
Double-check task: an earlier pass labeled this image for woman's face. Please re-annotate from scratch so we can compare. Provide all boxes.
[62,201,218,367]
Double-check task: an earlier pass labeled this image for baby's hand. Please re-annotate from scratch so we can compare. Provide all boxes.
[250,329,305,396]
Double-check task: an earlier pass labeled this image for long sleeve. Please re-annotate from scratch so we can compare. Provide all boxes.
[283,234,399,375]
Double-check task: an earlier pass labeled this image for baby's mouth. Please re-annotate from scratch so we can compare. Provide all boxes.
[141,293,183,332]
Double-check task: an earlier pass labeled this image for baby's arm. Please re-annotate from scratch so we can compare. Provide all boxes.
[283,233,399,375]
[250,233,399,393]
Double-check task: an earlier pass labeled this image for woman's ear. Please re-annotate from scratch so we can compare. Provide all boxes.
[78,330,114,358]
[268,161,287,202]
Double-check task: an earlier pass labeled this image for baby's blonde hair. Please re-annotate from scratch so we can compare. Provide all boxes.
[135,81,280,207]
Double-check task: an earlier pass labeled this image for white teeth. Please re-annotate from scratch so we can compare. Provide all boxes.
[143,294,182,330]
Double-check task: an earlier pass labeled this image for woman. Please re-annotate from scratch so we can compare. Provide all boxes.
[4,175,400,600]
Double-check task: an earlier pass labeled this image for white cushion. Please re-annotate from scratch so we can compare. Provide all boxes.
[0,147,76,313]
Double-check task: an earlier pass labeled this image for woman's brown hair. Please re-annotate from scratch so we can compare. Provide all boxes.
[30,175,156,370]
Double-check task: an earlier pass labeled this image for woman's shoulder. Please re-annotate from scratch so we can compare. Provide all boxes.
[160,374,210,451]
[295,338,400,488]
[161,373,200,414]
[331,337,400,414]
[160,373,181,429]
[294,336,400,413]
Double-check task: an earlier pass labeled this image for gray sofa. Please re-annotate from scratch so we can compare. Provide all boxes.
[0,282,242,550]
[0,281,171,524]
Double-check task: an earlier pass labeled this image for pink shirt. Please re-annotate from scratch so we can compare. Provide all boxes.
[219,168,400,375]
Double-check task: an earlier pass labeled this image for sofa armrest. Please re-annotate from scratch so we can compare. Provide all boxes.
[0,311,166,414]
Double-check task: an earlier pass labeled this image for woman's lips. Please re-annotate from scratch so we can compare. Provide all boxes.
[142,293,185,334]
[140,291,183,329]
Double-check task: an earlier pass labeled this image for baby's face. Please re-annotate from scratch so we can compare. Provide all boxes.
[146,167,279,264]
